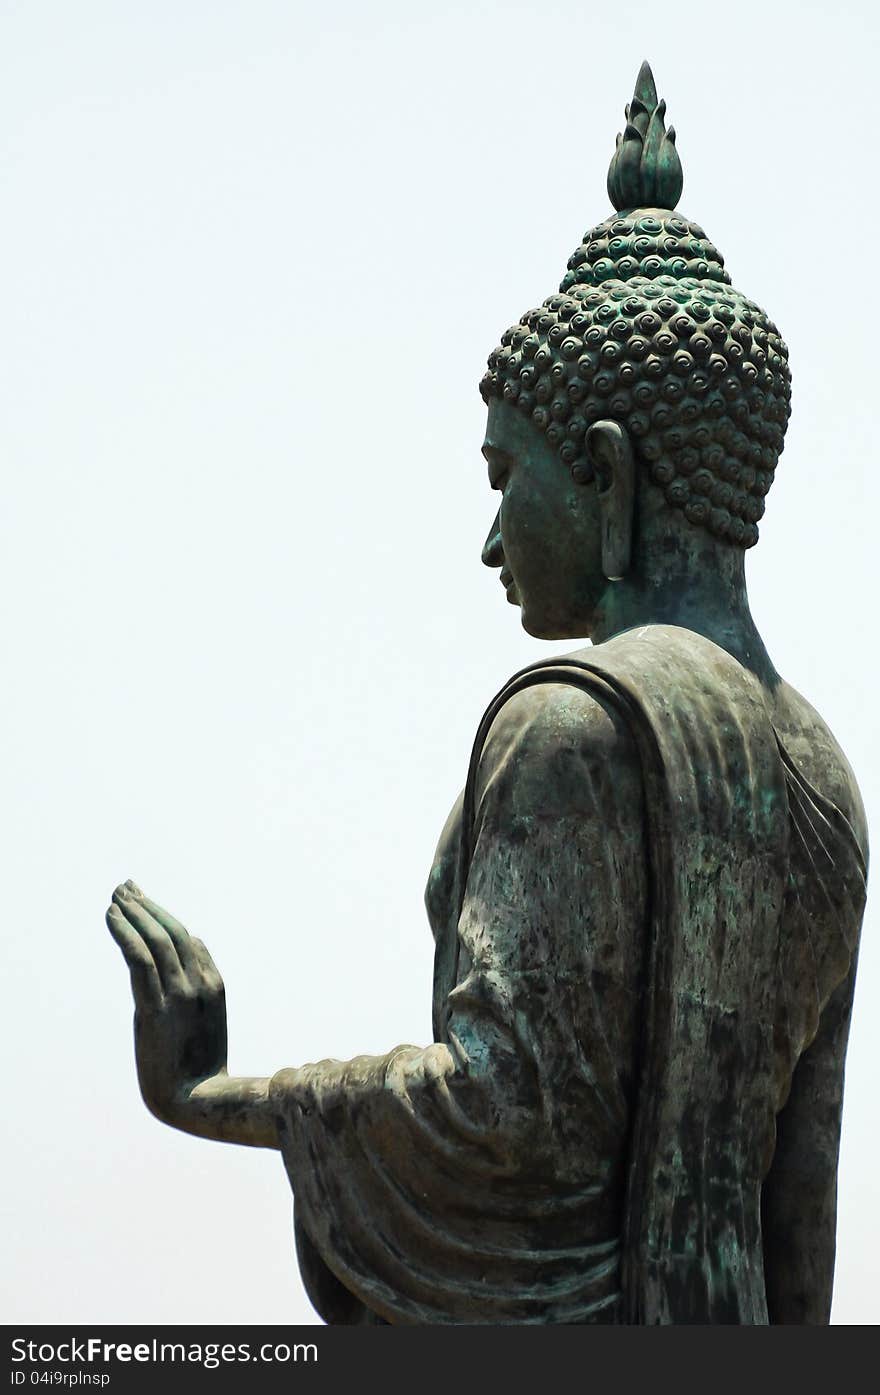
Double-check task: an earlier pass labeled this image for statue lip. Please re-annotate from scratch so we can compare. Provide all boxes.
[500,567,519,603]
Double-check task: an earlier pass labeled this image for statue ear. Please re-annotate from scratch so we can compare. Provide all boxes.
[585,420,635,580]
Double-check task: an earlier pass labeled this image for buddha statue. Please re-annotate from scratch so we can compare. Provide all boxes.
[107,63,868,1325]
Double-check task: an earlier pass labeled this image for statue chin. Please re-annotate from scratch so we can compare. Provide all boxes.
[521,604,591,643]
[520,608,555,640]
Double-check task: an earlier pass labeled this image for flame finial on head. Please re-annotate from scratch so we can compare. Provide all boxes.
[607,61,684,212]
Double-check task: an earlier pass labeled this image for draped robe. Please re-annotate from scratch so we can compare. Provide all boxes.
[270,626,867,1324]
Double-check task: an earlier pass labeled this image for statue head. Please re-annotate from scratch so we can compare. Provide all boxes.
[480,62,792,639]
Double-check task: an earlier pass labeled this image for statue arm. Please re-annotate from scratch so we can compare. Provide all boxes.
[106,883,278,1150]
[760,954,859,1324]
[265,683,646,1323]
[106,682,641,1175]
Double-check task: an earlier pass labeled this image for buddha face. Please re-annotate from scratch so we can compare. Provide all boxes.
[481,399,606,640]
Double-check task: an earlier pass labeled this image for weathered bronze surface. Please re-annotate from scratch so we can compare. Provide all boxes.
[107,62,868,1324]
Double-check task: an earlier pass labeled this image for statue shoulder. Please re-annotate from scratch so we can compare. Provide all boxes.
[424,664,642,939]
[475,657,643,822]
[425,663,646,943]
[771,678,869,862]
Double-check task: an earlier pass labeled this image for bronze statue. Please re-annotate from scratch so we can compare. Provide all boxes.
[107,62,868,1324]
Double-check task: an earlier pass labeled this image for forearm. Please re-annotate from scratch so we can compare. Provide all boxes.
[761,1163,837,1323]
[160,1072,279,1149]
[761,962,857,1323]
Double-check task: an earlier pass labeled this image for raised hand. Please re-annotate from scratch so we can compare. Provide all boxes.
[106,881,228,1128]
[106,881,278,1148]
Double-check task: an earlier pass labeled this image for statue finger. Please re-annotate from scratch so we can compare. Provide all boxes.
[106,906,163,1008]
[188,936,224,991]
[125,883,201,974]
[112,885,185,991]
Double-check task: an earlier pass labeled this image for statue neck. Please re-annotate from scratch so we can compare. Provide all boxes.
[590,524,778,687]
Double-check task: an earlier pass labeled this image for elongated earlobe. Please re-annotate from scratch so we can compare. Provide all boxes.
[585,420,635,580]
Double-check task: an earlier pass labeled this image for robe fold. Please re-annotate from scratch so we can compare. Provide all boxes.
[270,625,866,1324]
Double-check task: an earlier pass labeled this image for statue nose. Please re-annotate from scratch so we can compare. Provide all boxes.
[482,510,504,568]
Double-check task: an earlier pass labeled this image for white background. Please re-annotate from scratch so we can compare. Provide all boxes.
[2,0,877,1325]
